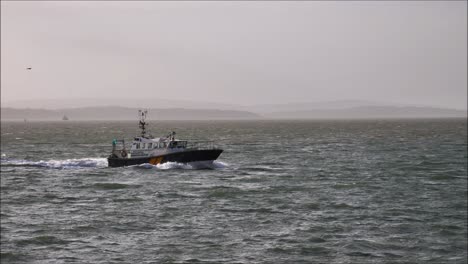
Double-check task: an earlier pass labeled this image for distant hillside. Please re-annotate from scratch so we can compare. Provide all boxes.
[264,106,467,119]
[2,97,238,110]
[243,100,395,113]
[1,105,465,121]
[1,107,261,121]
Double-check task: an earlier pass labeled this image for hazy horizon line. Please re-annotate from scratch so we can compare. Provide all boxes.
[2,97,466,111]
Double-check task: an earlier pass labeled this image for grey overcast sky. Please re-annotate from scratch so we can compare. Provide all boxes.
[1,1,466,109]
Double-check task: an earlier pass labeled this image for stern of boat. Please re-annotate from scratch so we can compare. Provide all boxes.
[109,139,129,159]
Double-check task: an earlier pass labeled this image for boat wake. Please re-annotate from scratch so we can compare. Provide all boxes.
[0,157,108,169]
[135,160,228,170]
[1,156,228,170]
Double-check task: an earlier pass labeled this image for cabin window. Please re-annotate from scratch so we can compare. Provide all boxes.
[136,143,140,149]
[148,143,152,149]
[142,143,146,149]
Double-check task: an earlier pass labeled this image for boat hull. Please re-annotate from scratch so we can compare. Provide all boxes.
[107,149,223,167]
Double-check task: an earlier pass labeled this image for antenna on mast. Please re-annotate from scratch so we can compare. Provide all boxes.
[138,109,148,137]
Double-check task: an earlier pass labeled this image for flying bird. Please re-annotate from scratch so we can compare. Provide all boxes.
[26,67,32,70]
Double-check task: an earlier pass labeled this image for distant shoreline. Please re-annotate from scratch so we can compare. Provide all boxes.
[1,105,466,121]
[3,118,466,123]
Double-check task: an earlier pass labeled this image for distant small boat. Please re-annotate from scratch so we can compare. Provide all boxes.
[62,115,69,121]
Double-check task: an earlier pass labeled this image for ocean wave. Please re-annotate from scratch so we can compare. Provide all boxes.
[92,182,140,190]
[0,157,108,169]
[135,160,228,170]
[211,160,229,169]
[157,162,194,170]
[1,157,228,170]
[15,235,72,246]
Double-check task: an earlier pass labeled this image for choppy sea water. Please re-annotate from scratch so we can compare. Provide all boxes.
[1,119,467,263]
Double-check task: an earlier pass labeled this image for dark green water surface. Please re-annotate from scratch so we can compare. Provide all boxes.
[1,119,467,263]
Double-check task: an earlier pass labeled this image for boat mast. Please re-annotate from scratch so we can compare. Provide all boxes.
[138,110,148,137]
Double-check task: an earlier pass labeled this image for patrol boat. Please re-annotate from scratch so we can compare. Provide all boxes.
[107,110,223,167]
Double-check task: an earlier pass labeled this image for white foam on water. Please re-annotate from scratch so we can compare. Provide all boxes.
[1,157,108,169]
[156,162,194,170]
[212,160,229,169]
[1,157,227,170]
[132,162,190,170]
[135,163,157,169]
[135,160,228,170]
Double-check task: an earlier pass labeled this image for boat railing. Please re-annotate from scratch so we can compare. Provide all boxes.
[186,140,219,150]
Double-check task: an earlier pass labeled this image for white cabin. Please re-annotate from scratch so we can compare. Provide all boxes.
[129,136,188,158]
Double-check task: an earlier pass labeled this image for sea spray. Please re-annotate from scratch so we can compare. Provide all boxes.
[0,158,108,169]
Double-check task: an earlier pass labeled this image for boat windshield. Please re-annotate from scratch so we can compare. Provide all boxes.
[169,141,187,149]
